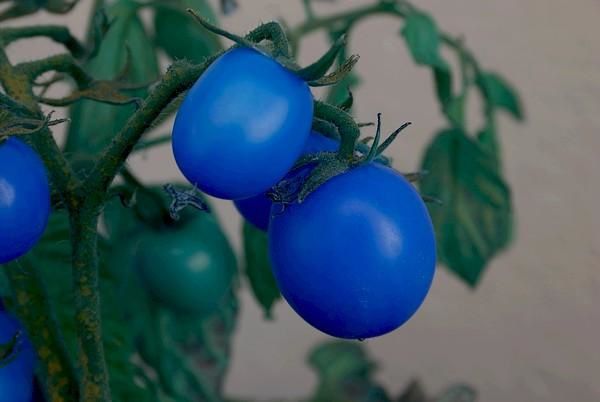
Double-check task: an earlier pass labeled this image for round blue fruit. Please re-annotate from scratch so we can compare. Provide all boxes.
[0,137,50,264]
[172,47,314,200]
[269,163,436,339]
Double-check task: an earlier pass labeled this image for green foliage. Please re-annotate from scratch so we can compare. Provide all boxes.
[242,222,281,318]
[308,341,390,402]
[476,71,524,120]
[154,0,222,64]
[401,12,446,69]
[65,0,159,154]
[420,129,513,286]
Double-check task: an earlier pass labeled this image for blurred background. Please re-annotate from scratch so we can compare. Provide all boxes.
[3,0,599,401]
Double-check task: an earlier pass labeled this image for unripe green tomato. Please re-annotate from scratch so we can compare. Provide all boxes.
[134,212,237,317]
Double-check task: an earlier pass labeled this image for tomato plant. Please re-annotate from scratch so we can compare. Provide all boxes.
[0,0,521,400]
[172,47,314,200]
[234,131,339,231]
[0,137,50,264]
[269,163,436,339]
[0,311,36,402]
[135,212,237,316]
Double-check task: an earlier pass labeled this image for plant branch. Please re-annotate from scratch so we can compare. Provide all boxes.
[87,57,217,197]
[133,134,171,152]
[288,0,481,83]
[69,207,110,402]
[0,26,87,59]
[0,43,80,207]
[17,53,93,86]
[4,260,79,402]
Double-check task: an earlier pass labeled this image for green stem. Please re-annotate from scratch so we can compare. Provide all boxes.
[0,26,87,58]
[4,260,79,402]
[314,100,360,160]
[133,134,171,152]
[17,53,92,86]
[288,0,480,80]
[87,57,216,196]
[69,205,110,402]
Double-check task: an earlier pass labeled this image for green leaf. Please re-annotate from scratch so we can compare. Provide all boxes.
[30,212,157,401]
[476,71,523,120]
[154,0,222,64]
[65,0,159,154]
[401,12,445,68]
[420,129,513,286]
[309,341,375,379]
[433,62,453,108]
[242,222,280,319]
[477,123,501,167]
[308,341,391,402]
[444,93,466,128]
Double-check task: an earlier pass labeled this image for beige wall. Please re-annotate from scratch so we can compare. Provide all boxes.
[3,0,600,401]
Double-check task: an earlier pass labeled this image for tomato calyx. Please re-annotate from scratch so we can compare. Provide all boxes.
[186,9,359,87]
[268,104,431,205]
[163,183,209,221]
[111,173,210,231]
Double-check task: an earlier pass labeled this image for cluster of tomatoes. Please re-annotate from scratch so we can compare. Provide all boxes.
[172,47,437,340]
[0,137,45,400]
[0,48,437,394]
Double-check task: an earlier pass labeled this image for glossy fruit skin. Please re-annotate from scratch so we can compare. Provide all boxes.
[0,312,36,402]
[233,192,272,231]
[0,138,51,264]
[172,47,314,200]
[135,212,237,316]
[234,132,339,231]
[269,163,436,339]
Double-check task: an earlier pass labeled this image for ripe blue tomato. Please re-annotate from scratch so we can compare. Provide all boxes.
[269,163,436,339]
[172,47,314,200]
[0,137,50,264]
[233,192,272,232]
[135,211,237,316]
[0,312,36,402]
[234,132,339,231]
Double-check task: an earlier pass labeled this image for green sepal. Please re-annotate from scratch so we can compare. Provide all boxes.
[296,34,347,81]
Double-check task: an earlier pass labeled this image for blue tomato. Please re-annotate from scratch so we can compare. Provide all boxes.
[269,163,436,339]
[0,312,36,402]
[0,138,51,264]
[234,132,339,231]
[233,192,272,231]
[172,47,314,200]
